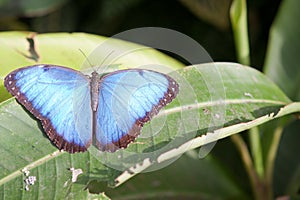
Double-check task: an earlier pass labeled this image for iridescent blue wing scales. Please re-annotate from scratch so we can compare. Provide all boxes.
[4,65,92,153]
[95,69,179,152]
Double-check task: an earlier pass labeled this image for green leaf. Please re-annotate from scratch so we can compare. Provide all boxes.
[273,120,300,196]
[1,56,297,199]
[264,0,300,101]
[90,153,248,199]
[263,0,300,196]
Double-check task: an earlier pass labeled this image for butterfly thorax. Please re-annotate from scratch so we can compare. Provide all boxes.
[90,71,101,112]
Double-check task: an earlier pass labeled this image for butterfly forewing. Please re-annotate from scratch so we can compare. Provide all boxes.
[4,65,93,153]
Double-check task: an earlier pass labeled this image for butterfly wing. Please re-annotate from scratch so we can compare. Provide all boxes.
[4,65,92,153]
[95,69,179,152]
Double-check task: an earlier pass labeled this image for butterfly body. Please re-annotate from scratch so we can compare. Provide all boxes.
[4,65,179,153]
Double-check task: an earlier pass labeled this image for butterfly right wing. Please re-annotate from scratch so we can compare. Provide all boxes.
[4,65,92,153]
[95,69,179,152]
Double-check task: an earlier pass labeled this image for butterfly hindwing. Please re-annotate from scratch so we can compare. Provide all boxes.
[95,69,179,151]
[4,65,92,153]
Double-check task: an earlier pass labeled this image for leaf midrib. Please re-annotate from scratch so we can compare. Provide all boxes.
[0,150,62,186]
[160,98,288,116]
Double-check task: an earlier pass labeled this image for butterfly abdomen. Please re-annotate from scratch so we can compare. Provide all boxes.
[90,71,101,112]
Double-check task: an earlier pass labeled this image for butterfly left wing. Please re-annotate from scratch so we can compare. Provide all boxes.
[95,69,179,152]
[4,65,93,153]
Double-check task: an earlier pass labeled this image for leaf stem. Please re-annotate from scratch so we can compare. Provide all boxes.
[265,125,284,198]
[230,134,265,200]
[249,126,264,179]
[230,0,250,65]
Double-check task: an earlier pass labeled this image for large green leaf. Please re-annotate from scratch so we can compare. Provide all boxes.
[91,153,248,199]
[1,46,298,199]
[263,0,300,196]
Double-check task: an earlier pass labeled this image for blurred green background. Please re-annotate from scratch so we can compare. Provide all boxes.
[0,0,280,69]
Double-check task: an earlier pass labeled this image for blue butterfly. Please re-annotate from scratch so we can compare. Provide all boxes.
[4,65,179,153]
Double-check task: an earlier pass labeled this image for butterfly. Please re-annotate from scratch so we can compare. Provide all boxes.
[4,65,179,153]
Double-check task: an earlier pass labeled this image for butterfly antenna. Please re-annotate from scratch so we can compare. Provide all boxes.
[79,49,94,69]
[79,49,115,72]
[96,50,115,71]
